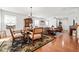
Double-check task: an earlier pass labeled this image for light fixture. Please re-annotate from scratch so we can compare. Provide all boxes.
[26,7,32,18]
[30,7,32,17]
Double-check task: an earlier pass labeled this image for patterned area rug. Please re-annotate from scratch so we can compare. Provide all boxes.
[0,35,54,52]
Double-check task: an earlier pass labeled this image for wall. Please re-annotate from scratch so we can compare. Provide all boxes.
[0,9,26,36]
[0,10,1,31]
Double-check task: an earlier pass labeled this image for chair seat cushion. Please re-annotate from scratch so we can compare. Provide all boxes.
[29,34,41,40]
[14,33,23,38]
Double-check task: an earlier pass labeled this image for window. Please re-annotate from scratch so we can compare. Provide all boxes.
[49,18,56,27]
[34,20,39,26]
[34,19,49,27]
[34,17,49,27]
[46,21,49,26]
[4,15,16,26]
[39,20,48,27]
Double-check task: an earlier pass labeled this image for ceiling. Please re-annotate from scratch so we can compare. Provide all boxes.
[1,7,79,17]
[1,7,27,15]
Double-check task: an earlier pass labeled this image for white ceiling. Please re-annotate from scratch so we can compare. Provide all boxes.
[32,7,79,17]
[1,7,27,15]
[1,7,79,17]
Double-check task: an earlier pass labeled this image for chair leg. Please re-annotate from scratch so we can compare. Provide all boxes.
[40,38,43,42]
[12,40,15,47]
[32,40,34,46]
[41,35,43,42]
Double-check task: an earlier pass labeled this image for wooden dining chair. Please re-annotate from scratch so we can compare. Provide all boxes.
[29,27,43,45]
[9,28,24,47]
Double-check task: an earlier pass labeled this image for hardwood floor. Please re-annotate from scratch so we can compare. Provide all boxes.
[35,31,79,52]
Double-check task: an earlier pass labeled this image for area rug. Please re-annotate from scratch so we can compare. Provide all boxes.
[0,35,54,52]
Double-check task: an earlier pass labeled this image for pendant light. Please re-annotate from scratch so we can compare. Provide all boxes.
[30,7,32,17]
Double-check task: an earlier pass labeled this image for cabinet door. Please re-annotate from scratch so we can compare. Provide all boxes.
[24,18,32,27]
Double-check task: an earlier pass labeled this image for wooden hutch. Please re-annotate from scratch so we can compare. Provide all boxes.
[24,18,32,27]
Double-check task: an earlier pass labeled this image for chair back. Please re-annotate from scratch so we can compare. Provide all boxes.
[33,27,43,34]
[24,27,30,31]
[29,27,43,41]
[9,28,15,40]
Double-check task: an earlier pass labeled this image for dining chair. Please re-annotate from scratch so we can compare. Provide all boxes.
[9,28,24,48]
[29,27,43,45]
